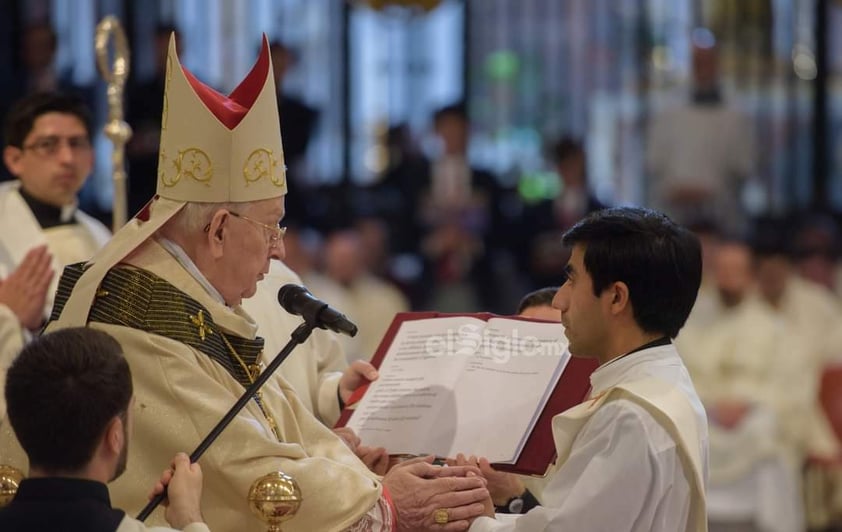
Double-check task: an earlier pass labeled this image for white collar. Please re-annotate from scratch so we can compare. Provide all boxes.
[10,180,78,222]
[60,200,78,223]
[156,237,227,305]
[589,344,681,395]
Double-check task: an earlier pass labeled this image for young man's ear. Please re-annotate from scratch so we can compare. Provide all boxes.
[608,282,630,314]
[105,416,124,455]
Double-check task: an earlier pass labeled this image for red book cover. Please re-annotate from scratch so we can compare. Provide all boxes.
[336,312,598,476]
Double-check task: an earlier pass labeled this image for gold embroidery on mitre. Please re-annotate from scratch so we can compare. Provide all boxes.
[160,147,213,188]
[243,148,285,187]
[161,55,172,131]
[157,149,169,183]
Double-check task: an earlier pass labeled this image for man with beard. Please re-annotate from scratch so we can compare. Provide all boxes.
[0,327,207,531]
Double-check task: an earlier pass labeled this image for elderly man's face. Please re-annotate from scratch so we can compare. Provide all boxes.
[217,196,286,306]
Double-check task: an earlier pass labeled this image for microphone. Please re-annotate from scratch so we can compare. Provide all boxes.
[277,284,358,337]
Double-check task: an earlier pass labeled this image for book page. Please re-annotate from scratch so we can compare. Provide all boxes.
[452,317,570,462]
[345,316,482,456]
[346,315,570,462]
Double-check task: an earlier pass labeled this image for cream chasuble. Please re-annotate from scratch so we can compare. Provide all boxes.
[1,241,383,531]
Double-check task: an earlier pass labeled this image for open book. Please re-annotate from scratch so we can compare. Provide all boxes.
[337,312,597,475]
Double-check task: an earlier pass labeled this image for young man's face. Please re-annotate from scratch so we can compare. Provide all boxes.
[3,112,93,207]
[552,244,610,359]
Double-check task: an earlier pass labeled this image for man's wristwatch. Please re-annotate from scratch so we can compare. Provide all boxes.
[495,489,539,514]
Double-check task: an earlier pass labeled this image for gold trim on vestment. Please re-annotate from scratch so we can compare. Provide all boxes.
[51,262,283,441]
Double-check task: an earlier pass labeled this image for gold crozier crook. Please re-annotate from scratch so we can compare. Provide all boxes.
[95,16,133,232]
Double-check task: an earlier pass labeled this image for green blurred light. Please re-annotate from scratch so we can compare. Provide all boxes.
[518,171,560,202]
[485,50,519,80]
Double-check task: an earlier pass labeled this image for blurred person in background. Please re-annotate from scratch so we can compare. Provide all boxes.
[125,25,180,216]
[0,22,94,182]
[242,256,389,474]
[310,229,408,363]
[684,219,726,329]
[792,213,842,300]
[419,102,502,312]
[751,217,842,369]
[269,40,320,224]
[516,286,560,321]
[647,28,755,234]
[523,136,606,290]
[0,92,110,413]
[678,238,830,532]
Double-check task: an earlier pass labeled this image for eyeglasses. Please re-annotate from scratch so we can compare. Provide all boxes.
[22,135,92,158]
[227,211,287,247]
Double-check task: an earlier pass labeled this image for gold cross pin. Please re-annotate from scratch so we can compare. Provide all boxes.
[189,310,213,341]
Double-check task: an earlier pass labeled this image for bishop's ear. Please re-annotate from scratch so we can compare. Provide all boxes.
[205,209,230,257]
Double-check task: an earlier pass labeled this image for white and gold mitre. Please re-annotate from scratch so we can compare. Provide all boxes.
[157,33,287,202]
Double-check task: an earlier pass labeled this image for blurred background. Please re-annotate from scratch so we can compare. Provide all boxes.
[8,3,842,530]
[0,0,840,315]
[0,0,842,304]
[6,0,842,311]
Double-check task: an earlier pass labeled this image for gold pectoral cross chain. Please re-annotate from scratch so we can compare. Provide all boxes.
[218,331,282,442]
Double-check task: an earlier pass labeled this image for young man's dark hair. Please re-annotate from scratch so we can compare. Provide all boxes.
[5,327,132,473]
[516,286,559,315]
[561,207,702,338]
[3,92,93,148]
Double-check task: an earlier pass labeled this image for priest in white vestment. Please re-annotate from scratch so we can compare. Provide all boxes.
[0,92,110,417]
[646,38,754,233]
[470,207,709,532]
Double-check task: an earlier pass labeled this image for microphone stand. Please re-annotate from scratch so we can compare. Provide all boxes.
[137,320,317,521]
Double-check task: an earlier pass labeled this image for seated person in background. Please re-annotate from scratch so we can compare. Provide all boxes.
[678,238,837,532]
[515,286,560,321]
[310,229,409,363]
[0,327,206,532]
